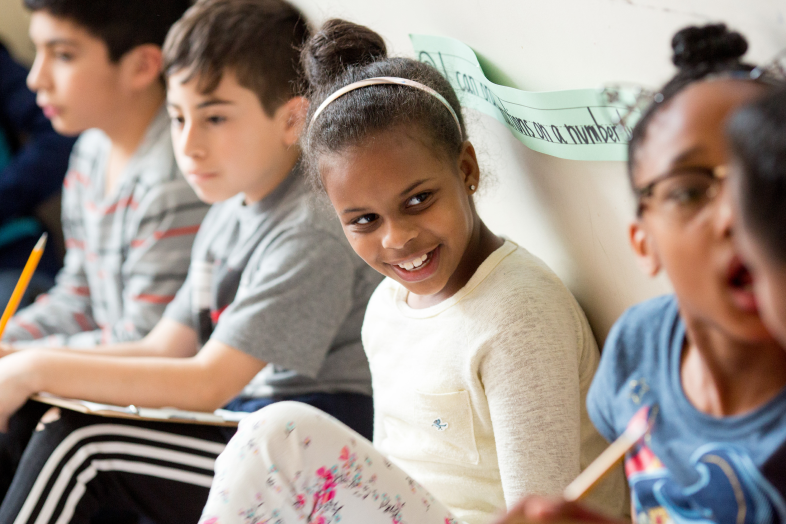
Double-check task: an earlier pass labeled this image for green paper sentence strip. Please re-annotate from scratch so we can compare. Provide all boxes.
[410,34,640,162]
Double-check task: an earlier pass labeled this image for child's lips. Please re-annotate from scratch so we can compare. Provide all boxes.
[187,171,218,183]
[40,104,60,119]
[388,246,440,283]
[729,288,758,314]
[727,256,758,314]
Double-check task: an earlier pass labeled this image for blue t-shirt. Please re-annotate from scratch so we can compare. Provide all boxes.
[588,295,786,524]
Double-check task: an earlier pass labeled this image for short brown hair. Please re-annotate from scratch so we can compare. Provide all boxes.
[163,0,310,116]
[26,0,192,62]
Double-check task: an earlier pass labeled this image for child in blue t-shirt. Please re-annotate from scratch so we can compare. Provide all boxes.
[496,25,786,524]
[587,26,786,524]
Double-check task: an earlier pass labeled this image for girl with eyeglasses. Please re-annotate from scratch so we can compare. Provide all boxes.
[497,24,786,524]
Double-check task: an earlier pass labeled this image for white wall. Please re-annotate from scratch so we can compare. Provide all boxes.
[0,0,31,63]
[1,0,784,343]
[287,0,785,342]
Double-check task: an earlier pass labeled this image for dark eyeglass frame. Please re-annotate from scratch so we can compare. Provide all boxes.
[634,165,728,217]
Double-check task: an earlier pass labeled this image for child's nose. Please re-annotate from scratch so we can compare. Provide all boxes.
[714,182,734,239]
[381,219,417,250]
[180,122,206,160]
[26,54,49,92]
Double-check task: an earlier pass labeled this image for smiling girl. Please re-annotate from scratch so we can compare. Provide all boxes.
[198,19,625,524]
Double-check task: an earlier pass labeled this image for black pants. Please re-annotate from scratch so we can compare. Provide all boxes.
[0,393,373,524]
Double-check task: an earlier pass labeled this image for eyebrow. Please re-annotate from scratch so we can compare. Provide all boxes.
[340,178,433,215]
[399,179,430,197]
[166,98,234,111]
[669,145,707,166]
[196,99,234,109]
[42,38,79,48]
[342,206,369,215]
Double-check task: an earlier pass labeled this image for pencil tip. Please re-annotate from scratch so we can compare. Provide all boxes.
[35,233,48,250]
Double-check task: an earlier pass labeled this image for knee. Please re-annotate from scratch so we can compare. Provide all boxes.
[32,407,94,439]
[216,402,331,476]
[34,407,62,432]
[225,400,359,464]
[234,400,333,442]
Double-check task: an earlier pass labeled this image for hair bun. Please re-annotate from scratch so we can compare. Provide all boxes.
[302,19,387,88]
[671,24,748,69]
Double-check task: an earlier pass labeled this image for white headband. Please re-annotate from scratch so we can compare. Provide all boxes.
[309,76,463,139]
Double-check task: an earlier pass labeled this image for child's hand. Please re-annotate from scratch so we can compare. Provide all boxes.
[0,351,36,432]
[493,496,629,524]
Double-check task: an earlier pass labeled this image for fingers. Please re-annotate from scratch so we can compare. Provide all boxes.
[494,496,626,524]
[493,495,556,524]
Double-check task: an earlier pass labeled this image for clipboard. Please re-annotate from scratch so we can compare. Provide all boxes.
[31,393,246,427]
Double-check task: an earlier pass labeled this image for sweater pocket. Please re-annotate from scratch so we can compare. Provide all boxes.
[412,390,480,465]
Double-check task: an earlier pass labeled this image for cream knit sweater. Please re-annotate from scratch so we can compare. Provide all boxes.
[362,240,626,524]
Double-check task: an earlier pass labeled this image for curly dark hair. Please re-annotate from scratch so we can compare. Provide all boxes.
[627,24,756,182]
[301,19,466,189]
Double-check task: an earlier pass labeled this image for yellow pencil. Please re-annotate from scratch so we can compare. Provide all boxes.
[0,233,48,339]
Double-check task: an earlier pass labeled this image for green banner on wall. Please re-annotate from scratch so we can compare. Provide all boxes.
[410,34,639,162]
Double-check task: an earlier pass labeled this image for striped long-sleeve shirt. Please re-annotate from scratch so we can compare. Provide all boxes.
[2,107,209,347]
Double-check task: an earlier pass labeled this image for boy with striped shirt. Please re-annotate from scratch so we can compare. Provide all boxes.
[2,0,207,347]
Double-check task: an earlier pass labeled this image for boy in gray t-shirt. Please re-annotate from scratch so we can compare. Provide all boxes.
[0,2,379,523]
[165,163,378,402]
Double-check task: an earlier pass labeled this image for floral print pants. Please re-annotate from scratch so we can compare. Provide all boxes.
[200,401,460,524]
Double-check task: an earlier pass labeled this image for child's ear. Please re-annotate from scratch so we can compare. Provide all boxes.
[458,140,480,195]
[122,44,164,91]
[279,96,309,148]
[629,220,662,277]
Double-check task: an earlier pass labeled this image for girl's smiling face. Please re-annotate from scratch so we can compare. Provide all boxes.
[630,79,772,342]
[320,128,481,305]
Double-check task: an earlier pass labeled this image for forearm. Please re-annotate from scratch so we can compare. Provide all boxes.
[9,333,169,357]
[21,350,240,412]
[57,338,167,357]
[11,318,199,358]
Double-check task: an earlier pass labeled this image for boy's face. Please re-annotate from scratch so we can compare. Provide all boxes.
[729,167,786,347]
[630,80,774,343]
[167,70,300,204]
[27,11,124,135]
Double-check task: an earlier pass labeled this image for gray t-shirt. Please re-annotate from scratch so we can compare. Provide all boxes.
[164,167,381,398]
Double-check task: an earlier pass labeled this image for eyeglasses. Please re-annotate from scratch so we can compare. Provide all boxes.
[635,164,728,219]
[598,48,786,131]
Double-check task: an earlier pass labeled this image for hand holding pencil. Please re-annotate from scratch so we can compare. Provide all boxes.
[0,233,49,430]
[492,405,655,524]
